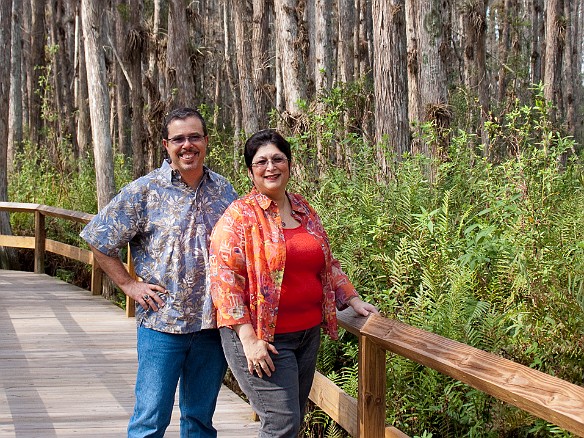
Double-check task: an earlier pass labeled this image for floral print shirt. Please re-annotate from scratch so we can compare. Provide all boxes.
[80,160,238,333]
[209,188,358,342]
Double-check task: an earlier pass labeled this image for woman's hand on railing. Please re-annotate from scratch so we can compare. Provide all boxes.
[348,296,379,317]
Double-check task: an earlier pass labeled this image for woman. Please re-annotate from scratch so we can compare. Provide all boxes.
[209,129,378,437]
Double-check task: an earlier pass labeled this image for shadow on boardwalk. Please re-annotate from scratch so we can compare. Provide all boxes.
[0,270,259,438]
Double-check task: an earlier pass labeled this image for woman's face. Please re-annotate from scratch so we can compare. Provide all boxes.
[248,143,290,199]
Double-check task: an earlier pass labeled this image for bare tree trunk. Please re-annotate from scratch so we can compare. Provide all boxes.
[28,0,46,147]
[145,0,162,172]
[75,5,91,161]
[8,0,23,173]
[462,0,488,146]
[530,0,544,85]
[415,0,451,163]
[0,0,17,269]
[563,0,576,138]
[372,0,409,171]
[337,0,354,83]
[234,0,259,134]
[543,0,565,126]
[81,0,115,209]
[406,0,420,125]
[251,0,272,127]
[274,0,308,118]
[223,0,242,173]
[114,0,131,159]
[167,0,197,107]
[127,0,146,178]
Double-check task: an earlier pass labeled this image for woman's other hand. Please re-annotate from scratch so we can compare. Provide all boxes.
[348,296,379,316]
[234,323,279,377]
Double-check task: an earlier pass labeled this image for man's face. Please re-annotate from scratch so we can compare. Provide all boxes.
[163,116,208,180]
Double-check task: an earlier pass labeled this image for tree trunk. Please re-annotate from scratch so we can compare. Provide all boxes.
[234,0,259,135]
[145,0,162,173]
[337,0,354,83]
[75,5,91,161]
[543,0,565,125]
[114,0,131,159]
[415,0,451,162]
[127,0,146,178]
[530,0,544,86]
[0,0,17,269]
[223,0,242,173]
[81,0,115,209]
[274,0,308,117]
[8,0,23,173]
[372,0,409,171]
[251,0,272,127]
[462,0,488,146]
[167,0,197,107]
[28,0,46,147]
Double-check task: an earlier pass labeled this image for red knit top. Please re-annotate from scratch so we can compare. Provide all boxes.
[276,225,325,333]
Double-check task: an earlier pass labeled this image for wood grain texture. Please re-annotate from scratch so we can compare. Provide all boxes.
[0,270,259,438]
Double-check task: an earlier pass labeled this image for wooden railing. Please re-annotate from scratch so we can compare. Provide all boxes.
[1,201,584,438]
[0,201,137,316]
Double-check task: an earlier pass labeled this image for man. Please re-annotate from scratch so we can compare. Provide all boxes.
[80,107,238,437]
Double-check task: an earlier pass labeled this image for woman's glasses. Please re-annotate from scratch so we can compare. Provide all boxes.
[251,156,289,169]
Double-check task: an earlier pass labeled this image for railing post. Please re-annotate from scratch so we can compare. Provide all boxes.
[34,211,46,273]
[126,244,136,318]
[91,256,103,296]
[359,334,386,438]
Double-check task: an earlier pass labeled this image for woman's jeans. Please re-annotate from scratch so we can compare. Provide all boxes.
[127,326,227,438]
[220,325,321,438]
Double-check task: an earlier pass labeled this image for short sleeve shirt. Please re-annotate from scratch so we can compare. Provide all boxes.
[80,160,238,334]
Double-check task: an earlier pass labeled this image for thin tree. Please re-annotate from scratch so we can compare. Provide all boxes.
[543,0,565,126]
[81,0,115,209]
[372,0,409,172]
[166,0,197,107]
[233,0,259,134]
[274,0,308,118]
[8,0,23,173]
[28,0,46,147]
[0,0,16,269]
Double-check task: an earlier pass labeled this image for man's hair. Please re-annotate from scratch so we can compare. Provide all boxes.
[162,107,208,139]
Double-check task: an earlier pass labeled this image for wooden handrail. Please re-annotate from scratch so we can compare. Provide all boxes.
[0,201,136,315]
[2,202,583,437]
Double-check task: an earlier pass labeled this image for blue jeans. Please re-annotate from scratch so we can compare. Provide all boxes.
[128,326,227,438]
[220,325,321,438]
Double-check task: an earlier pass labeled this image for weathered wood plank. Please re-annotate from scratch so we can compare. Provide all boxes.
[0,270,259,438]
[0,234,35,249]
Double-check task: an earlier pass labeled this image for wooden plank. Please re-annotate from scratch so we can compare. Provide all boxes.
[38,205,94,224]
[46,239,93,264]
[0,201,42,212]
[361,315,584,437]
[0,234,35,249]
[0,270,260,438]
[309,371,358,437]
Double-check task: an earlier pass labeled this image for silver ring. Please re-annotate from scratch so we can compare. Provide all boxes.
[143,294,150,301]
[254,364,260,369]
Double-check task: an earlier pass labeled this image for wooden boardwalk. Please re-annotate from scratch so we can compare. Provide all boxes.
[0,270,260,437]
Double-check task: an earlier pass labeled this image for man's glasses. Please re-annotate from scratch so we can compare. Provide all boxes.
[167,134,206,146]
[251,156,289,169]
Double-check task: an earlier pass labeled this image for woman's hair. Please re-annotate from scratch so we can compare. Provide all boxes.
[162,107,208,139]
[244,129,292,169]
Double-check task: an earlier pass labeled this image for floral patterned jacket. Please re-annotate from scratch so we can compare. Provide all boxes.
[209,188,358,341]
